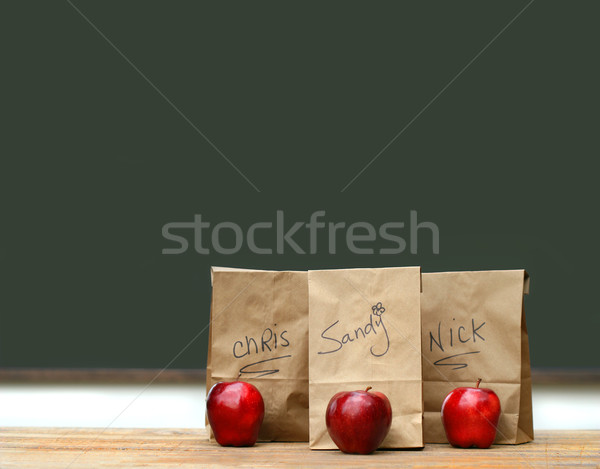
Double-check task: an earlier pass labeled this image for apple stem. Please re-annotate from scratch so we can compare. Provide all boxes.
[237,372,242,381]
[365,386,372,392]
[476,378,482,389]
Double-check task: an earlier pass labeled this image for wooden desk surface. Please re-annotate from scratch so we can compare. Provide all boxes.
[1,428,598,468]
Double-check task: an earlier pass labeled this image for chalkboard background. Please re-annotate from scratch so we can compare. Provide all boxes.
[1,1,598,370]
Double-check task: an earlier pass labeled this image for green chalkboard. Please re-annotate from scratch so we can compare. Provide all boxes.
[1,1,598,370]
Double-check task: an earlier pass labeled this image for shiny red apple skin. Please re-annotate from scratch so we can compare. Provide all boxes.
[441,380,501,449]
[206,381,264,447]
[325,387,392,454]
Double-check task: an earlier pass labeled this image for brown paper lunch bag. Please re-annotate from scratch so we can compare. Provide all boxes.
[206,267,309,442]
[421,269,533,444]
[308,267,424,449]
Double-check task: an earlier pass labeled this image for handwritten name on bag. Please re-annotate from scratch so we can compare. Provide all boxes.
[318,302,390,357]
[427,318,486,370]
[231,325,292,378]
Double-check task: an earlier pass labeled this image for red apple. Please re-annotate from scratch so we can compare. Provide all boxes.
[206,381,265,446]
[325,386,392,454]
[441,378,501,448]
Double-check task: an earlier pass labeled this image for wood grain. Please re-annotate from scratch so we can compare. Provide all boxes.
[0,428,598,468]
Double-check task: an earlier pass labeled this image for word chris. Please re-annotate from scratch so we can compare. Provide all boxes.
[231,325,292,379]
[232,326,289,358]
